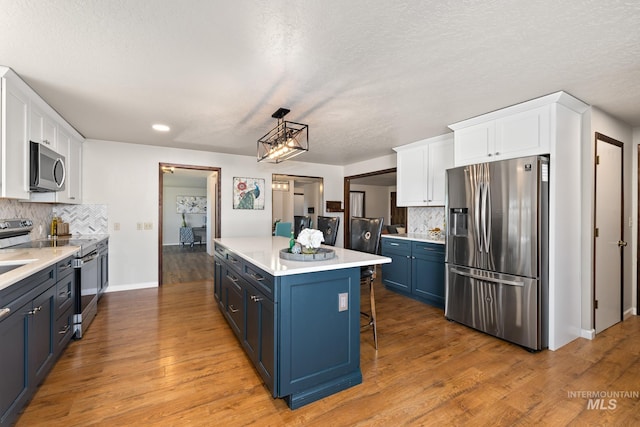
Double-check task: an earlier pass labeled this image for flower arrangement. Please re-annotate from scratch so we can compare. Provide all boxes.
[296,228,325,254]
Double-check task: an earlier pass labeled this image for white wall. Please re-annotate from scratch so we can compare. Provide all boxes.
[82,139,344,291]
[162,185,206,245]
[350,184,391,224]
[343,153,396,177]
[580,108,635,335]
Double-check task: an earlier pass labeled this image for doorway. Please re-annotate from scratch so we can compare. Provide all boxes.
[158,163,221,286]
[272,174,324,232]
[593,133,624,333]
[343,168,398,248]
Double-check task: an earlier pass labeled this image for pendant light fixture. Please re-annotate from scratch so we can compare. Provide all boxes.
[257,108,309,163]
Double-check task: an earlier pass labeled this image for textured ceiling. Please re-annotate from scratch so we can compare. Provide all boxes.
[1,0,639,165]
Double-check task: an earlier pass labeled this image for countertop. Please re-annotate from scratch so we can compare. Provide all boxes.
[0,245,80,292]
[381,233,445,245]
[215,236,391,277]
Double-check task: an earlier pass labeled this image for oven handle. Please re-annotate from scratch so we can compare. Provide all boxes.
[73,252,99,268]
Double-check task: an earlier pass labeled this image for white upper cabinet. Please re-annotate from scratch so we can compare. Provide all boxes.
[30,102,58,149]
[1,70,31,199]
[394,133,454,207]
[52,127,82,203]
[452,104,551,166]
[447,92,590,167]
[0,66,84,203]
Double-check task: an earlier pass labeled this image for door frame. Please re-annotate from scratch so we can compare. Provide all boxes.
[343,168,396,248]
[158,162,221,286]
[637,146,640,313]
[593,132,624,330]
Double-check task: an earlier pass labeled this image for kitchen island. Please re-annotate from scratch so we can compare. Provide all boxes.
[213,236,390,409]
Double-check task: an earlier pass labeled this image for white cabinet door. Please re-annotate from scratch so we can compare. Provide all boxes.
[426,139,454,206]
[29,103,57,150]
[495,105,550,158]
[66,135,82,203]
[453,105,551,166]
[396,145,427,206]
[454,122,495,166]
[2,76,30,199]
[396,134,454,207]
[55,128,73,203]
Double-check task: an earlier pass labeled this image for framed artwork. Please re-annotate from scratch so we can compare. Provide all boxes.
[233,177,265,210]
[177,196,207,214]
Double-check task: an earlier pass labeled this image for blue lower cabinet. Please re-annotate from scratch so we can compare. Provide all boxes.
[214,243,362,409]
[382,238,445,309]
[278,269,361,409]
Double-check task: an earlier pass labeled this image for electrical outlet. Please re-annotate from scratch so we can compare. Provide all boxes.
[338,293,348,312]
[137,222,143,230]
[113,222,120,231]
[144,222,153,230]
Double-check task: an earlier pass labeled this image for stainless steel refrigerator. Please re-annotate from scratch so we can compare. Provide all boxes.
[445,155,549,350]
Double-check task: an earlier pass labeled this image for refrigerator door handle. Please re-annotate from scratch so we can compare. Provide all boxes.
[450,267,525,287]
[483,183,491,253]
[474,182,483,251]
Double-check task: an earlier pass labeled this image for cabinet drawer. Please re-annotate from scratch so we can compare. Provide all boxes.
[243,263,274,300]
[56,256,75,281]
[381,238,411,254]
[214,244,243,273]
[55,274,74,316]
[412,242,445,259]
[54,306,74,354]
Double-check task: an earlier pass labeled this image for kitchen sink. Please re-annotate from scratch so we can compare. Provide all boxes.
[0,259,36,275]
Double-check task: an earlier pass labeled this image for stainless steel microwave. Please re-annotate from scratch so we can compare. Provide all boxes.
[29,141,66,192]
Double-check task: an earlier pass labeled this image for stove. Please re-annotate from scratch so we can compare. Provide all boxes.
[0,218,98,256]
[0,218,104,338]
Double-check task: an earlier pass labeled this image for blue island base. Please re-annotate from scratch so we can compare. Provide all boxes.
[285,370,363,409]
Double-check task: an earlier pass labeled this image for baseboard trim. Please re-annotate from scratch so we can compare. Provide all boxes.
[623,307,636,319]
[105,282,158,293]
[581,328,596,340]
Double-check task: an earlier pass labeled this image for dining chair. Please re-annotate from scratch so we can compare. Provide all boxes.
[293,215,312,238]
[274,222,292,237]
[350,216,384,350]
[179,226,195,247]
[317,216,339,246]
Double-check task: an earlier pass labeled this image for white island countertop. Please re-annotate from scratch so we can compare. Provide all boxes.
[215,236,391,277]
[381,233,445,245]
[0,246,80,292]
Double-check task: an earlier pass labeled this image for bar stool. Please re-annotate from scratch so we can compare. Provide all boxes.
[350,217,384,349]
[317,216,340,246]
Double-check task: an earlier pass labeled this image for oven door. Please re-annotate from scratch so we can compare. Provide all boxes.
[74,251,99,338]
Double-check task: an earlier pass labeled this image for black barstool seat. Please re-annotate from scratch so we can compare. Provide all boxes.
[350,217,384,350]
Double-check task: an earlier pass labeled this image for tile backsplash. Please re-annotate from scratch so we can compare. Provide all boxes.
[0,199,53,240]
[407,206,445,233]
[0,200,109,239]
[53,204,108,235]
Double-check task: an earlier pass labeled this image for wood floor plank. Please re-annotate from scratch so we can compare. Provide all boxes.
[15,271,640,426]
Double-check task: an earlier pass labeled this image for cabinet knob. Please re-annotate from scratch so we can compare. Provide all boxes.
[495,152,500,155]
[487,153,492,157]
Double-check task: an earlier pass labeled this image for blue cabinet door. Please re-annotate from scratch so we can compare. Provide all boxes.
[278,268,362,407]
[243,281,275,395]
[412,242,445,309]
[381,239,412,292]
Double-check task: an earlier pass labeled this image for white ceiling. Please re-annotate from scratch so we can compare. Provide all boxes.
[1,1,639,166]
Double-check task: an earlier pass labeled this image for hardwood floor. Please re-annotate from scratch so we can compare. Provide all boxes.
[162,244,213,284]
[16,276,640,426]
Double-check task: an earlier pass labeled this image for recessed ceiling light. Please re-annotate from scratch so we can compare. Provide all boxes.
[152,124,170,132]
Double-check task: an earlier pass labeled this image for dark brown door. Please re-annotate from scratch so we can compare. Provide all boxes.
[390,192,406,226]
